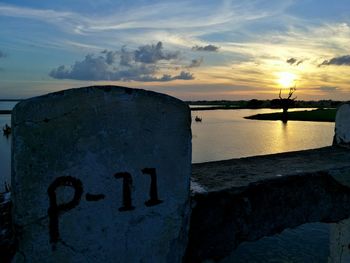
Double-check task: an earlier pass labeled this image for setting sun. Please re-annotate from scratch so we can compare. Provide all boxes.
[277,72,297,88]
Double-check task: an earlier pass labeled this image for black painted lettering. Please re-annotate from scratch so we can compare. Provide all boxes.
[85,193,105,201]
[114,172,135,211]
[47,176,83,248]
[142,168,163,206]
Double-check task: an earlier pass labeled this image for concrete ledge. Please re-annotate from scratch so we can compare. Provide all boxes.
[186,146,350,262]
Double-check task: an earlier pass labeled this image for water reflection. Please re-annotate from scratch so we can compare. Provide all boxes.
[191,109,334,163]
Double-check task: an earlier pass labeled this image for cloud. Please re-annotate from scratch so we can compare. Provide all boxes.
[119,46,134,66]
[319,55,350,66]
[317,86,338,91]
[188,57,203,68]
[101,50,118,65]
[137,71,194,82]
[50,42,193,82]
[286,57,303,66]
[192,44,219,52]
[134,42,179,63]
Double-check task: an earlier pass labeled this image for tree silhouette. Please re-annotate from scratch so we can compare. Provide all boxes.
[278,85,297,122]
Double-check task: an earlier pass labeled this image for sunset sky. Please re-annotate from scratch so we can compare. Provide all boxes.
[1,0,350,100]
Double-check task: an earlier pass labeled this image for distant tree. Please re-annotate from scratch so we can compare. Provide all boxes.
[278,85,297,122]
[270,99,281,108]
[247,99,263,109]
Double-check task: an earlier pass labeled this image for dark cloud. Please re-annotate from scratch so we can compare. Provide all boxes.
[136,71,193,82]
[50,54,116,80]
[188,57,203,68]
[286,57,303,66]
[192,44,219,52]
[286,58,297,65]
[101,50,118,65]
[173,71,194,80]
[50,42,193,82]
[134,42,179,63]
[119,46,134,67]
[317,86,338,92]
[319,55,350,66]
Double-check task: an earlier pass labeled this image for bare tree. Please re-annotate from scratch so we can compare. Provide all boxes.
[278,85,297,122]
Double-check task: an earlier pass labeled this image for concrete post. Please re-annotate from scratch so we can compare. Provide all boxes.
[329,103,350,262]
[12,86,192,263]
[334,103,350,146]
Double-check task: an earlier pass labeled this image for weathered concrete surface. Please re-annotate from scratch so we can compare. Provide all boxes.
[334,103,350,146]
[329,217,350,263]
[0,192,14,263]
[12,86,192,263]
[186,146,350,262]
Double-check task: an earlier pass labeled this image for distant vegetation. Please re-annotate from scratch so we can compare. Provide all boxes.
[245,108,337,122]
[187,99,344,110]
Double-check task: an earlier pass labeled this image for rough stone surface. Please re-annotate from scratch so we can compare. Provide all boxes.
[0,192,14,263]
[334,103,350,146]
[11,86,192,263]
[187,146,350,262]
[329,217,350,263]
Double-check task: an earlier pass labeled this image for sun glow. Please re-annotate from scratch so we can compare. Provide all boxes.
[277,72,297,88]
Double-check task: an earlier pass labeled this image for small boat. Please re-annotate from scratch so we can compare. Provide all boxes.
[2,124,11,136]
[195,116,202,122]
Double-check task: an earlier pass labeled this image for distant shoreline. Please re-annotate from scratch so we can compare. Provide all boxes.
[0,110,11,115]
[244,108,336,122]
[190,106,320,111]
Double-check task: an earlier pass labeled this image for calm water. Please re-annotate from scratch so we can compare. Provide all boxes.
[191,108,334,163]
[0,102,339,262]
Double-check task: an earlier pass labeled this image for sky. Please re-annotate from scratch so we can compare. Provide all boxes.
[1,0,350,100]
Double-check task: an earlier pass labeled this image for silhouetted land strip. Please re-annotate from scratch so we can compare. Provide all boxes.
[0,110,11,115]
[187,99,344,109]
[245,108,336,122]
